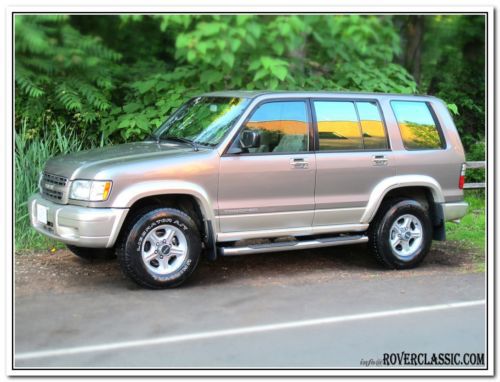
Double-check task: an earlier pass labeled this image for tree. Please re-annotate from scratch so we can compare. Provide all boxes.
[15,14,484,149]
[419,15,485,150]
[15,15,121,135]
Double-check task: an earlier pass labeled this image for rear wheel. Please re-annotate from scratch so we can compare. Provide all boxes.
[116,207,201,289]
[66,245,115,261]
[369,199,432,269]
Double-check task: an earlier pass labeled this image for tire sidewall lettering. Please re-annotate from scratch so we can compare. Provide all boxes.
[129,210,199,285]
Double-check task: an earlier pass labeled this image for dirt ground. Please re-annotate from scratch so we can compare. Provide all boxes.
[14,240,483,297]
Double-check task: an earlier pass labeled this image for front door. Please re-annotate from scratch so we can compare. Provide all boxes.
[218,100,316,235]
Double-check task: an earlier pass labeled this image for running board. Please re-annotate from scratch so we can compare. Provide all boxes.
[218,235,369,256]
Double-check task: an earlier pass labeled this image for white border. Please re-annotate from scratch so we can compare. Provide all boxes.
[3,3,495,378]
[4,5,13,381]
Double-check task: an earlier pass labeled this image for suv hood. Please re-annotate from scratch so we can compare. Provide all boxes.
[44,141,196,179]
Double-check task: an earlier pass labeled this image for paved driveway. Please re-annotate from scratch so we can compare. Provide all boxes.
[14,242,486,369]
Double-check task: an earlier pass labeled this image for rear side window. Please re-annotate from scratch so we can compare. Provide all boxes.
[391,101,444,150]
[357,101,388,150]
[313,100,388,151]
[314,101,363,150]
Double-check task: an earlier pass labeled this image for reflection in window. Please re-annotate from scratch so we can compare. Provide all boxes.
[357,102,388,150]
[391,101,444,150]
[237,101,309,153]
[157,97,251,146]
[314,101,363,150]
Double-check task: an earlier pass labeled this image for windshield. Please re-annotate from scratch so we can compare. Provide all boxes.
[153,96,251,147]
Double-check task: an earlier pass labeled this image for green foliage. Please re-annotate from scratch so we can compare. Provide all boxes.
[447,103,459,116]
[15,15,121,137]
[168,15,416,93]
[15,15,484,145]
[420,16,485,152]
[16,15,420,142]
[15,120,99,250]
[446,191,485,271]
[465,140,486,183]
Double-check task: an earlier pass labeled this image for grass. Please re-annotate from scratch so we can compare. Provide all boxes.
[445,190,486,271]
[15,120,98,251]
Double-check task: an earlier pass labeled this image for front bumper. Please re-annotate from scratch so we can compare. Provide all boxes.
[442,201,469,221]
[28,193,128,248]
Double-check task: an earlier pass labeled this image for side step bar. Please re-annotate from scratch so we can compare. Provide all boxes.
[218,235,369,257]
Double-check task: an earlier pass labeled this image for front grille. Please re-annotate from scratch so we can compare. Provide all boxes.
[42,188,64,201]
[43,172,68,187]
[41,172,69,203]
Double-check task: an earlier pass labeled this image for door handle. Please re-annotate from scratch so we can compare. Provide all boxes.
[372,155,388,166]
[290,158,309,169]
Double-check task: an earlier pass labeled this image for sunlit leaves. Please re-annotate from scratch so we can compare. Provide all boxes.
[447,103,459,116]
[16,14,424,143]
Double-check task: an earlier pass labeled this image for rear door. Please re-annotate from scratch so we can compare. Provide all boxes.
[218,100,316,234]
[312,99,396,226]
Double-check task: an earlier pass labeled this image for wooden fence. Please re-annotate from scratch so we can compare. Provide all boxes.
[465,161,485,189]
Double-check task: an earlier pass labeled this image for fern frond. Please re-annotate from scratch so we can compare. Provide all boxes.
[55,83,82,111]
[15,16,52,54]
[72,80,111,111]
[15,74,44,98]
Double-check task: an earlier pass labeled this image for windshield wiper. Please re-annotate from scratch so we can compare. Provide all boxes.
[159,136,199,151]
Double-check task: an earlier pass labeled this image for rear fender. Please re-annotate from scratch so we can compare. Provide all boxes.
[361,175,445,224]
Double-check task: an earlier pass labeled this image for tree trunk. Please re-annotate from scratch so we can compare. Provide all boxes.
[403,16,425,86]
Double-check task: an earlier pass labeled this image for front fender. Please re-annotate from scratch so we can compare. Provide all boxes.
[110,180,216,223]
[360,175,445,224]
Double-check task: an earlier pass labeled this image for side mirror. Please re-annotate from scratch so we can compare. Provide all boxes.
[239,130,260,149]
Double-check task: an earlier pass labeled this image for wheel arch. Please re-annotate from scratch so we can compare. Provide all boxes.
[361,176,446,241]
[112,181,215,221]
[111,181,217,259]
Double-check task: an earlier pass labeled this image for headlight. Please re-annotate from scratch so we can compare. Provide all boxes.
[70,180,112,201]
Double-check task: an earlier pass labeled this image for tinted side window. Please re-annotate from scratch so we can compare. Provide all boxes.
[357,101,388,150]
[391,101,444,150]
[314,101,363,151]
[235,101,309,153]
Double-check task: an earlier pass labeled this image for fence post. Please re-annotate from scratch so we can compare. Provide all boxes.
[464,161,485,189]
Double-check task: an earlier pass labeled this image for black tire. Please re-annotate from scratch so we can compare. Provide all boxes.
[66,245,116,261]
[368,198,432,269]
[116,207,201,289]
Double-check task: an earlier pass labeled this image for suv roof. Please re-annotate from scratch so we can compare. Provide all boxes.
[202,90,440,101]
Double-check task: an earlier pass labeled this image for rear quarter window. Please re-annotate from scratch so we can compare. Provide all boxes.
[391,100,445,150]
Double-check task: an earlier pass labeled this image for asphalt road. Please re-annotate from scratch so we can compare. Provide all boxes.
[14,243,486,369]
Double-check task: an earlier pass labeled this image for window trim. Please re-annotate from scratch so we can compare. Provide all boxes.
[221,98,314,157]
[310,98,391,153]
[390,100,447,151]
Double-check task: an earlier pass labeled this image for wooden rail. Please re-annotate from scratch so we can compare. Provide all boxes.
[464,161,485,189]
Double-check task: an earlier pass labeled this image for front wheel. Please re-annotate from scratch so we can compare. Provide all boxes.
[116,208,201,289]
[368,199,432,269]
